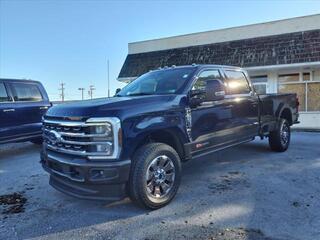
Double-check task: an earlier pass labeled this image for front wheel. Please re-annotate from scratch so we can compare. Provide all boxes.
[128,143,182,209]
[269,118,291,152]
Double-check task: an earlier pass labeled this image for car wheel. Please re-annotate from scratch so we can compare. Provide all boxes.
[269,118,291,152]
[128,143,181,209]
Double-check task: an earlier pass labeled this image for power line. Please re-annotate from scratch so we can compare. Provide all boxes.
[88,85,95,99]
[78,87,85,100]
[59,83,65,102]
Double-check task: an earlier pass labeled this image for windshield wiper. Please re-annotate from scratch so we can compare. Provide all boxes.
[127,92,154,96]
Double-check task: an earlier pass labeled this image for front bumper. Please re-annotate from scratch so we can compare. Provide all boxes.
[41,150,131,201]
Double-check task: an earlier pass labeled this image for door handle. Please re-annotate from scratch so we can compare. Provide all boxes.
[3,108,15,112]
[40,106,49,110]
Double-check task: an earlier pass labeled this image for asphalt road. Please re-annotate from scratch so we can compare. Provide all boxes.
[0,132,319,240]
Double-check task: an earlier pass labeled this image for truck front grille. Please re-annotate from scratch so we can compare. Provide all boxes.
[42,117,120,159]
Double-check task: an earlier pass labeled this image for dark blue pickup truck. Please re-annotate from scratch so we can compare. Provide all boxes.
[41,65,299,209]
[0,79,50,144]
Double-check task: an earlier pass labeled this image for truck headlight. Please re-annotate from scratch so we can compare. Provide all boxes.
[93,124,112,135]
[96,143,112,154]
[85,117,121,160]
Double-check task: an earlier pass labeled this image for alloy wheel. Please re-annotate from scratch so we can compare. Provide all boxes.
[145,155,175,198]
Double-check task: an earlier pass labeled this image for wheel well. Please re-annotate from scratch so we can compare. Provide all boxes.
[280,108,292,125]
[136,130,185,161]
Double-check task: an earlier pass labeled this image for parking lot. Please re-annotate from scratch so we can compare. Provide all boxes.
[0,132,319,240]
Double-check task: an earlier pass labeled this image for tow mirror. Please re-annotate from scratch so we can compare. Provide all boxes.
[205,79,225,101]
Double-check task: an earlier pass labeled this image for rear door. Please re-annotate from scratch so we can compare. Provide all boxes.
[8,81,49,137]
[0,81,17,142]
[189,68,236,155]
[222,69,259,139]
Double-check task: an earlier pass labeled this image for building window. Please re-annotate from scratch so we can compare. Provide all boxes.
[279,83,306,111]
[278,72,320,112]
[251,75,268,94]
[307,82,320,111]
[278,73,300,83]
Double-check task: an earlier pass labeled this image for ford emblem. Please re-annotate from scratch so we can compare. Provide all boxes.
[48,130,62,144]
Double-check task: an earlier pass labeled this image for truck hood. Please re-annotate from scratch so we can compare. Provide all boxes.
[46,95,188,120]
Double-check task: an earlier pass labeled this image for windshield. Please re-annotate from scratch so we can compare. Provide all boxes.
[117,67,196,97]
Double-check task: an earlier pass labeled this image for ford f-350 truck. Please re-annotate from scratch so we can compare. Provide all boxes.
[41,65,299,209]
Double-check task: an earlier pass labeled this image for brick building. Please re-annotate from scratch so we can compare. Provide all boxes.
[118,15,320,129]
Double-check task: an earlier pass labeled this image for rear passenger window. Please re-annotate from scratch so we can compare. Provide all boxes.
[12,83,43,101]
[225,70,251,95]
[0,83,11,102]
[193,70,222,90]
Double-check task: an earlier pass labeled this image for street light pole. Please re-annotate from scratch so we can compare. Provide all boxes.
[107,59,110,98]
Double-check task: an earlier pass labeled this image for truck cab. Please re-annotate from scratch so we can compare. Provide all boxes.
[0,79,50,144]
[41,65,299,209]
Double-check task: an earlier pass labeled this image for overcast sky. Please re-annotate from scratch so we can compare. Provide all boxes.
[1,0,320,101]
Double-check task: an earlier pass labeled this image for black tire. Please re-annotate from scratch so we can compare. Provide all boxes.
[269,118,291,152]
[30,138,43,145]
[128,143,182,209]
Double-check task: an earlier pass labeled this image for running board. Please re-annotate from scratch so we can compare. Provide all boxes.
[192,138,253,160]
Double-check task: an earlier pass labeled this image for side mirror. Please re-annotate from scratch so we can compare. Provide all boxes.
[115,88,121,95]
[205,79,225,101]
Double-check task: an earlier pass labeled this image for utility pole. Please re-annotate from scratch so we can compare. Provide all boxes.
[107,59,110,98]
[88,85,95,99]
[78,88,85,100]
[59,83,65,102]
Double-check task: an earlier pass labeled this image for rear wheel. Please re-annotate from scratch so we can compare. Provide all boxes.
[128,143,181,209]
[269,118,290,152]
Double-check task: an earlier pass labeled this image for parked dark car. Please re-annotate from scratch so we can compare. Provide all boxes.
[0,79,50,144]
[41,65,299,209]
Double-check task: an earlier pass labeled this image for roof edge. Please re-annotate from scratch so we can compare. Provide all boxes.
[128,14,320,54]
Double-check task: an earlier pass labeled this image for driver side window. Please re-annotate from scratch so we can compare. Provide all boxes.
[193,70,222,90]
